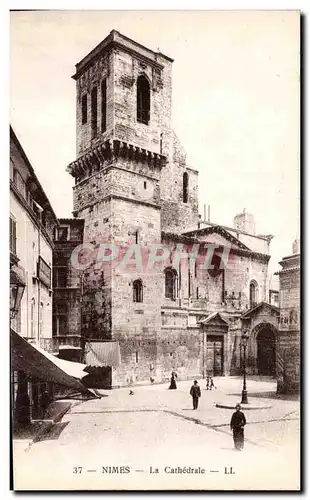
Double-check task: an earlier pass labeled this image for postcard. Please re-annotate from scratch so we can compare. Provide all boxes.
[10,9,300,491]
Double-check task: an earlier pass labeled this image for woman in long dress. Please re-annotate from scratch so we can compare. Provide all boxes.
[168,371,177,389]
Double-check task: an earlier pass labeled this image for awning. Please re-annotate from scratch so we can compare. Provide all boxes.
[85,341,121,367]
[32,343,87,379]
[11,330,91,393]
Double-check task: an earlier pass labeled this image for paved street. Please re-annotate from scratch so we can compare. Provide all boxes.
[13,377,300,491]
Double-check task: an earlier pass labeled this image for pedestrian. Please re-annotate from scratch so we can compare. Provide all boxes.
[168,371,177,390]
[190,380,201,410]
[209,377,217,390]
[230,404,246,450]
[39,390,52,419]
[206,376,210,390]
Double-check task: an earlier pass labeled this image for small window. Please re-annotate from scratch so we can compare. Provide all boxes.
[91,87,98,139]
[10,215,17,254]
[135,352,139,363]
[56,226,69,241]
[133,279,143,303]
[82,94,87,124]
[144,181,147,189]
[165,267,178,300]
[101,79,107,133]
[249,280,258,308]
[183,172,189,203]
[137,75,150,125]
[54,268,67,288]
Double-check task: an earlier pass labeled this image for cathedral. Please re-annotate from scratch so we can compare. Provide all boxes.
[53,30,278,388]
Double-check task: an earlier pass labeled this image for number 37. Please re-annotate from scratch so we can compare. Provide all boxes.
[73,467,82,474]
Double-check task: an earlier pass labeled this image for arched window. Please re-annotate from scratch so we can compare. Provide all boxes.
[137,75,150,125]
[249,280,258,308]
[165,267,178,300]
[133,279,143,303]
[183,172,189,203]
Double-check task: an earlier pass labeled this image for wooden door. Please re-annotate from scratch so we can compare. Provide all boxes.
[206,335,223,376]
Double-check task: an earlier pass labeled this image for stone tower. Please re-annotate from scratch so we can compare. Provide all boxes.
[67,30,198,385]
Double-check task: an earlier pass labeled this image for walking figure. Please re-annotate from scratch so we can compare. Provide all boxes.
[230,404,246,450]
[206,376,210,390]
[190,380,201,410]
[209,377,217,390]
[168,371,177,390]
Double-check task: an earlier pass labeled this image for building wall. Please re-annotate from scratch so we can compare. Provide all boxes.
[10,191,53,341]
[10,129,57,352]
[53,220,84,340]
[277,253,300,393]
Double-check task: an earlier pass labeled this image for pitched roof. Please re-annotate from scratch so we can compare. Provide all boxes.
[199,312,229,325]
[182,225,251,251]
[241,301,279,319]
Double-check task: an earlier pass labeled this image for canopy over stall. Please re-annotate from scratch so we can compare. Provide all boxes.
[11,330,94,394]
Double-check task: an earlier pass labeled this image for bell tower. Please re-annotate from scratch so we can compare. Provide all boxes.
[67,30,178,386]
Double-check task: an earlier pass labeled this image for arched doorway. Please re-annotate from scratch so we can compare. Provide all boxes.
[256,327,276,376]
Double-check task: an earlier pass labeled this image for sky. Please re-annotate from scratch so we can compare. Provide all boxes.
[9,9,300,274]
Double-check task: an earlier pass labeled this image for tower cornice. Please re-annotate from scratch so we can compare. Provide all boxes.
[66,139,167,178]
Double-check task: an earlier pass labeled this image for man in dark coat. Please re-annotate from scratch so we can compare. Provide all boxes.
[190,380,201,409]
[230,404,246,450]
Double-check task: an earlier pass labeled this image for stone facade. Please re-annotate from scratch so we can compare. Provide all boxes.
[276,248,300,393]
[64,30,275,387]
[52,219,84,361]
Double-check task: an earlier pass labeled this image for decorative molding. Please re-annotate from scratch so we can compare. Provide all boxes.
[67,139,167,178]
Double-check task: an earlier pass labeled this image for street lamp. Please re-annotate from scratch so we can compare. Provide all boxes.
[240,330,249,404]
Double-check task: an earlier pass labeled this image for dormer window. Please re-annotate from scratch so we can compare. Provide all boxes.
[137,75,150,125]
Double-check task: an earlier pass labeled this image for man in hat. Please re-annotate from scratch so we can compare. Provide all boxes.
[190,380,201,410]
[230,404,246,450]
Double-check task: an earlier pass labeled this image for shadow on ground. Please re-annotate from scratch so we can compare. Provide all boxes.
[34,421,70,442]
[13,422,48,441]
[229,391,299,401]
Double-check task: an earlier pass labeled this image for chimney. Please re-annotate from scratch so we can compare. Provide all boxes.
[203,204,211,222]
[233,210,256,235]
[292,238,300,254]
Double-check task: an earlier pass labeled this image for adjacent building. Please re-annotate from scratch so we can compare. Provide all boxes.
[10,126,59,421]
[276,240,300,394]
[52,218,85,362]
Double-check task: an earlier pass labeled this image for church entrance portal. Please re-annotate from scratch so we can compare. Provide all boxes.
[256,327,276,376]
